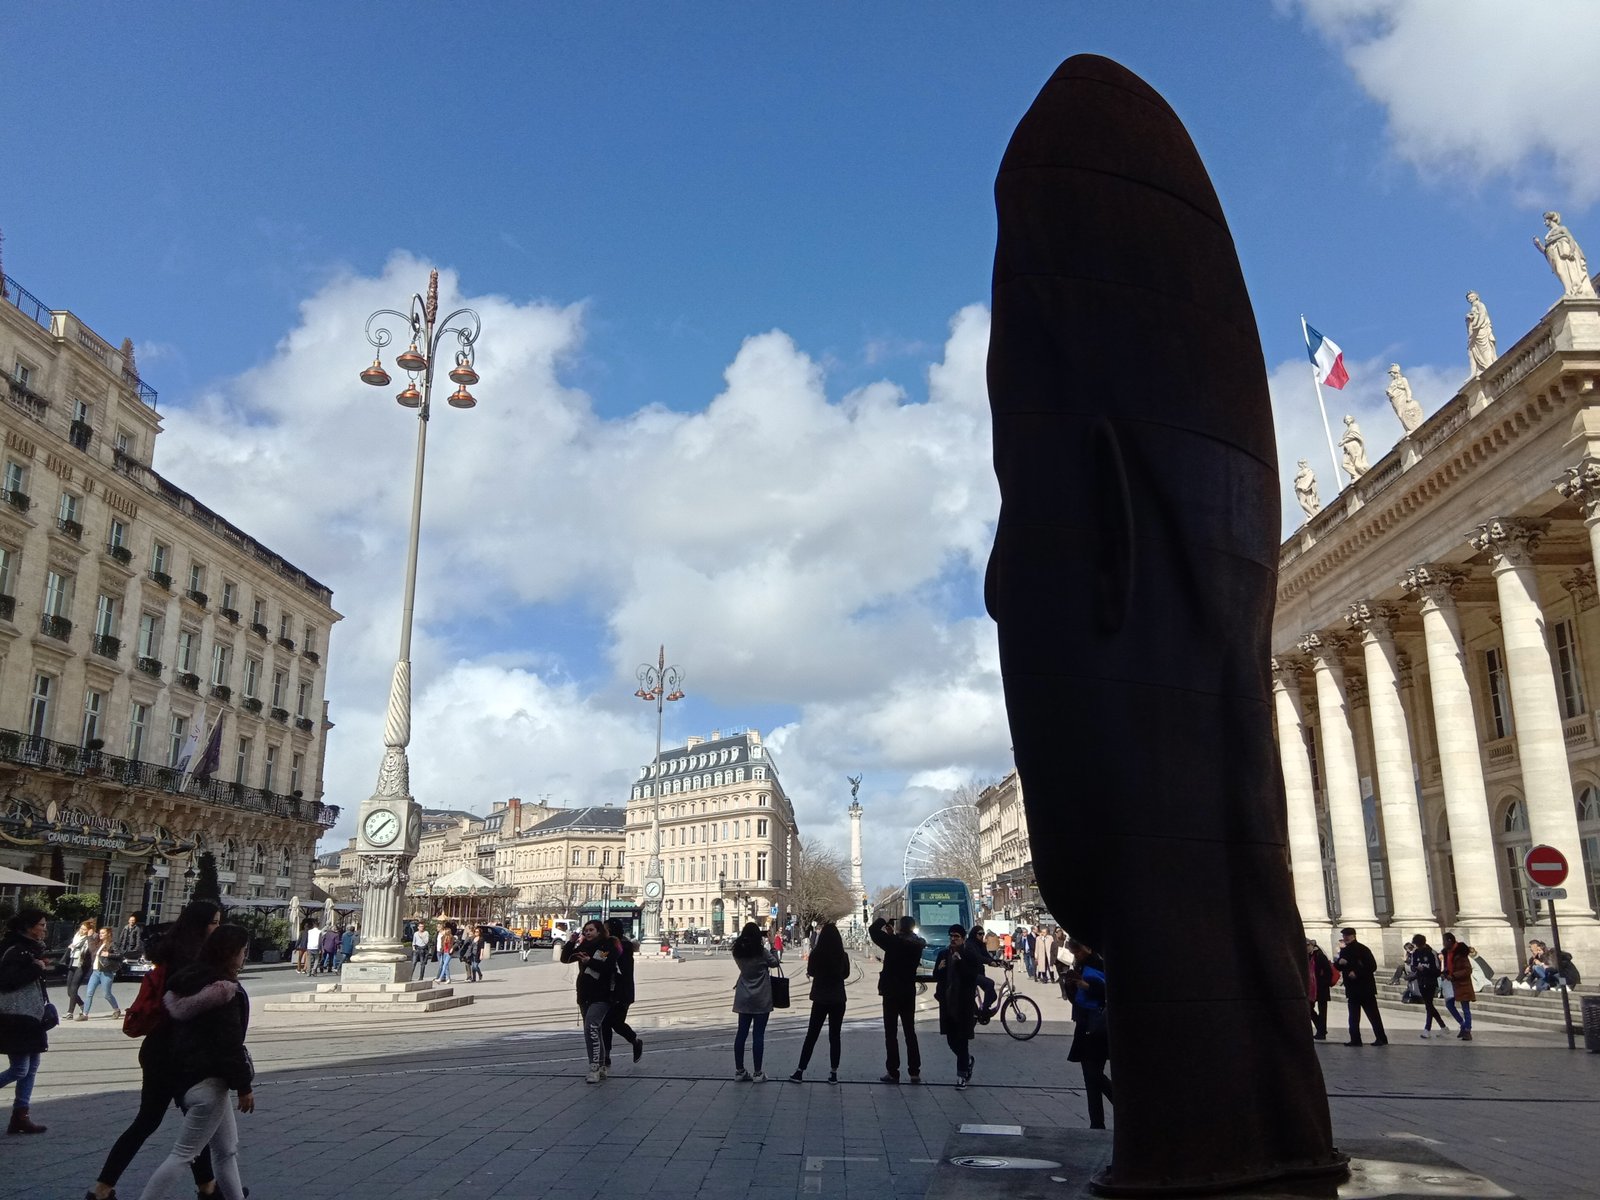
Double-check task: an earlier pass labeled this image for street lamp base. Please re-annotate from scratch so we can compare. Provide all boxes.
[342,947,410,985]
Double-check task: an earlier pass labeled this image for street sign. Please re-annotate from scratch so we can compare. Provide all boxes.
[1530,887,1568,901]
[1524,844,1570,887]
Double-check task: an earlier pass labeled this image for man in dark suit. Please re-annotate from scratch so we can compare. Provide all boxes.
[1332,927,1387,1046]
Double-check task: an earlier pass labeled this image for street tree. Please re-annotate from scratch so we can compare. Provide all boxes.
[789,839,854,927]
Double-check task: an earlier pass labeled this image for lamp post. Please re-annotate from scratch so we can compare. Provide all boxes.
[346,270,482,984]
[633,646,684,944]
[139,860,158,924]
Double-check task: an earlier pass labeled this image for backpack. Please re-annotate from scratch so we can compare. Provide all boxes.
[123,963,168,1038]
[1493,976,1513,996]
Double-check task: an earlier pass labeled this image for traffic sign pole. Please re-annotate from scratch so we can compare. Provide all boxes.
[1523,845,1576,1049]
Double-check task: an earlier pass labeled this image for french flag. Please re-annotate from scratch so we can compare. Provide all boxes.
[1304,323,1349,390]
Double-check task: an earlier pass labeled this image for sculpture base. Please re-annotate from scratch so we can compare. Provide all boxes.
[339,958,411,986]
[262,979,472,1015]
[926,1129,1516,1199]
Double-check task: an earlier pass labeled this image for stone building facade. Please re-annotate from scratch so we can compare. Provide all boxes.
[625,727,799,933]
[1274,273,1600,969]
[977,770,1037,918]
[0,267,340,919]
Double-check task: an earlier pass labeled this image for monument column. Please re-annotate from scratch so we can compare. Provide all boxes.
[1401,565,1516,966]
[1270,657,1331,939]
[1468,519,1598,929]
[848,791,865,927]
[1298,632,1380,941]
[1346,601,1437,954]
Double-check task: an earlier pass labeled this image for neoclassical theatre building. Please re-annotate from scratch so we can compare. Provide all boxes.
[0,264,341,919]
[1273,259,1600,970]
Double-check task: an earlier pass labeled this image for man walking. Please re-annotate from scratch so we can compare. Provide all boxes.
[934,925,982,1088]
[869,915,925,1084]
[1332,927,1387,1047]
[113,913,144,961]
[411,924,431,981]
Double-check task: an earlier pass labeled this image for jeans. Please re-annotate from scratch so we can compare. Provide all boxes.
[84,969,120,1014]
[881,994,921,1077]
[1445,998,1472,1030]
[97,1039,215,1188]
[945,1032,972,1078]
[734,1011,770,1073]
[580,1001,611,1068]
[1022,952,1036,980]
[0,1052,39,1107]
[469,960,483,982]
[796,1000,845,1072]
[138,1078,243,1200]
[411,948,430,981]
[437,955,453,982]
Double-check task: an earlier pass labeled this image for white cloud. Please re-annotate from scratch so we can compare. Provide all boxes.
[1292,0,1600,201]
[152,259,1008,889]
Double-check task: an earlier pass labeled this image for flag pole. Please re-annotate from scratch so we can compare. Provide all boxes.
[1301,315,1344,490]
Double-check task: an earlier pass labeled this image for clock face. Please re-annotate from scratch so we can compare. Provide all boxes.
[363,809,401,847]
[643,879,663,900]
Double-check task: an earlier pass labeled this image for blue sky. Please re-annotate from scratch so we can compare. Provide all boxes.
[5,2,1599,888]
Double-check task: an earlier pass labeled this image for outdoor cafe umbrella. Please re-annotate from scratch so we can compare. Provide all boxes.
[0,866,70,888]
[287,895,303,935]
[322,897,335,931]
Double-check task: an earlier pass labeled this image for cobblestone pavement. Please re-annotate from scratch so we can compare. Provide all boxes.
[8,954,1597,1199]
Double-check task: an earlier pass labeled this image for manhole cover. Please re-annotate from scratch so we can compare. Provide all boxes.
[950,1156,1064,1170]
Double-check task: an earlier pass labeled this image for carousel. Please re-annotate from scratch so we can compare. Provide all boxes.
[410,865,517,926]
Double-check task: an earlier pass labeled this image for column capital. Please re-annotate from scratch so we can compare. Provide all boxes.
[1402,563,1469,609]
[1557,457,1600,522]
[1297,631,1351,666]
[1345,599,1400,640]
[1468,516,1547,569]
[1345,676,1369,707]
[1563,565,1599,612]
[1270,655,1306,688]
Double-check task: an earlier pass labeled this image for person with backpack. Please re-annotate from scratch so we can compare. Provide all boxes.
[868,915,925,1083]
[729,922,780,1083]
[86,900,223,1200]
[788,921,849,1084]
[0,908,56,1135]
[561,920,620,1083]
[600,918,644,1068]
[136,923,255,1200]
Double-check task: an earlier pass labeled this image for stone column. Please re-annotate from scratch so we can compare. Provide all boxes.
[1346,601,1438,956]
[1297,632,1380,941]
[1401,565,1517,967]
[1271,658,1331,939]
[1468,519,1598,928]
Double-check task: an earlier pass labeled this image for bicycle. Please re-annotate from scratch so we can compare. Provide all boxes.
[983,960,1042,1040]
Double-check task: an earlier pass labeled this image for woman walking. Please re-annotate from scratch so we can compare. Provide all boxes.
[1441,932,1475,1041]
[789,922,848,1084]
[560,920,619,1083]
[1064,940,1113,1129]
[86,899,224,1200]
[435,923,455,983]
[82,927,124,1019]
[65,918,97,1021]
[730,922,780,1082]
[0,908,55,1134]
[461,927,482,983]
[137,923,254,1200]
[601,918,644,1067]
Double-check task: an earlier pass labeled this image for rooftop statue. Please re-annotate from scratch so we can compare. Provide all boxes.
[1340,415,1370,479]
[1386,363,1424,433]
[1534,211,1597,299]
[1294,459,1322,518]
[1467,291,1498,376]
[984,54,1345,1195]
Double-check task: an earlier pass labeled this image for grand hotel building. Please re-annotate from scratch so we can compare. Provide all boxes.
[0,265,340,919]
[1273,278,1600,969]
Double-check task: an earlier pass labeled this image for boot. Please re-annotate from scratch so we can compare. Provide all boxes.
[7,1105,46,1134]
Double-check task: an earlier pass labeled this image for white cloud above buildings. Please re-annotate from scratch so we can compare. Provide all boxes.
[1293,0,1600,201]
[153,256,1009,890]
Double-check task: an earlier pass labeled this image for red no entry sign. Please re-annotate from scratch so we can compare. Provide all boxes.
[1524,844,1570,887]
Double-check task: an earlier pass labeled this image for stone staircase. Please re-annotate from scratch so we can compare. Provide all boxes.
[1371,979,1596,1038]
[262,979,473,1015]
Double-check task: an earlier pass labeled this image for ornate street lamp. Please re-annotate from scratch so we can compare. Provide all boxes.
[345,271,482,985]
[634,646,684,944]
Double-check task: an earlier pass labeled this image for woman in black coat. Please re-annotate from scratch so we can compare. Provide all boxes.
[86,900,223,1200]
[0,908,53,1134]
[1306,939,1334,1040]
[789,922,850,1083]
[139,923,255,1200]
[601,918,643,1068]
[932,925,981,1088]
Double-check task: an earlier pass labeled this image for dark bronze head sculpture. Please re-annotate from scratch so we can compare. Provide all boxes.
[985,55,1346,1194]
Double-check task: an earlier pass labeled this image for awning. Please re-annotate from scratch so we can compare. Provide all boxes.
[0,866,69,888]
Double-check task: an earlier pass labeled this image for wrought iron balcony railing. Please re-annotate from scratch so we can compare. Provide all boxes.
[39,614,71,641]
[91,634,120,660]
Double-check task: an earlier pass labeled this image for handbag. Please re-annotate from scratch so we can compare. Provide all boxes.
[40,1000,59,1031]
[770,964,791,1009]
[1439,976,1455,1001]
[0,977,47,1022]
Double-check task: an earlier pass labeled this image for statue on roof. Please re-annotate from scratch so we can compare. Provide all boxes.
[1533,211,1597,299]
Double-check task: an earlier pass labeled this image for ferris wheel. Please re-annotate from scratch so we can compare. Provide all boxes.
[902,805,980,887]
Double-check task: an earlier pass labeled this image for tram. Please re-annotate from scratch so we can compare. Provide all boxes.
[903,876,973,970]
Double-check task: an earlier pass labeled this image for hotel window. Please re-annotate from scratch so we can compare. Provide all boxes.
[43,570,71,618]
[2,461,25,501]
[12,360,31,388]
[757,818,768,837]
[138,612,162,658]
[114,428,133,455]
[235,738,251,784]
[756,852,768,882]
[127,703,148,760]
[1485,647,1514,739]
[219,839,237,871]
[263,745,278,791]
[290,752,303,794]
[105,873,125,917]
[252,844,267,875]
[82,690,103,746]
[24,674,50,738]
[296,681,309,717]
[221,579,238,611]
[251,596,265,625]
[244,657,261,698]
[304,624,317,655]
[95,594,117,638]
[278,610,292,641]
[0,545,13,598]
[151,541,169,576]
[72,397,91,425]
[1553,619,1587,719]
[188,562,206,594]
[177,628,196,673]
[272,670,286,708]
[108,518,127,550]
[57,491,79,526]
[211,643,231,687]
[168,714,188,767]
